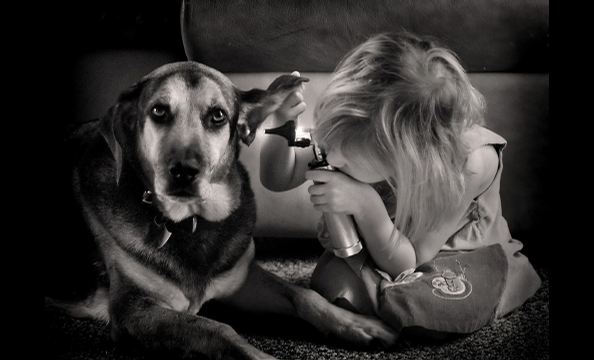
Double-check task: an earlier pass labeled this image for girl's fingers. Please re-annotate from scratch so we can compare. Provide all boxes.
[312,204,330,212]
[276,91,305,119]
[309,194,327,205]
[283,90,304,107]
[290,71,305,91]
[286,101,306,118]
[308,182,329,196]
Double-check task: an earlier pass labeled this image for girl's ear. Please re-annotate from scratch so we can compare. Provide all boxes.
[236,74,309,145]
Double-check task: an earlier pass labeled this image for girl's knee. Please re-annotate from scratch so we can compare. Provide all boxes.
[310,251,375,315]
[310,251,346,297]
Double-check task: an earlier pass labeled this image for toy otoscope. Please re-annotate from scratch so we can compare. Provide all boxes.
[265,120,363,258]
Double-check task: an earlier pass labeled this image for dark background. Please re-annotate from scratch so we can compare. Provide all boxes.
[56,1,186,124]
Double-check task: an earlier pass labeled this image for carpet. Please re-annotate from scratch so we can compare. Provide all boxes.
[45,238,549,360]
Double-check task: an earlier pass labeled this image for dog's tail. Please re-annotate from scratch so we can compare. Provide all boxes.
[45,287,110,322]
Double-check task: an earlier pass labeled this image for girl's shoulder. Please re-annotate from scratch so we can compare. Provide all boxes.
[463,126,504,199]
[466,145,499,198]
[462,126,507,151]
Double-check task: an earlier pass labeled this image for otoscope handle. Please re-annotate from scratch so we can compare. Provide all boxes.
[309,161,363,258]
[324,212,363,258]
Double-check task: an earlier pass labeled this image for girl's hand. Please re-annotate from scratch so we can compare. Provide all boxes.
[271,71,306,125]
[305,169,376,216]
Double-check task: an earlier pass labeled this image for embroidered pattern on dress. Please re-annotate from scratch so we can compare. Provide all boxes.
[431,260,472,300]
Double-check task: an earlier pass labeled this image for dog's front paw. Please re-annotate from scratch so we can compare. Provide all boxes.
[296,290,399,349]
[336,310,400,349]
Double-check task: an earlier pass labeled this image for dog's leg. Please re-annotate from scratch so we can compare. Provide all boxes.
[110,290,276,360]
[224,262,399,348]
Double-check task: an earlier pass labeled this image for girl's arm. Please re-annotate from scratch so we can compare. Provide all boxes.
[413,145,500,265]
[375,144,500,272]
[259,117,312,191]
[351,188,418,277]
[259,72,313,192]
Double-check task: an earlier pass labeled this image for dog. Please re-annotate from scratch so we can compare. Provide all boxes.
[51,61,397,359]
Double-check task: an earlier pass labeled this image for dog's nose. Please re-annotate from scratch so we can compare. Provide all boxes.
[169,162,200,183]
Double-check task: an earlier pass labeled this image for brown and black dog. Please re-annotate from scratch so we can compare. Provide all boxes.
[51,62,396,359]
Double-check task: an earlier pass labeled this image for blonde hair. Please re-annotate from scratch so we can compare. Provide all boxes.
[313,32,486,244]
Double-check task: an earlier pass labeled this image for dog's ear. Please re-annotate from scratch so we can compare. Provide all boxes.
[99,106,124,184]
[98,82,143,184]
[237,75,309,146]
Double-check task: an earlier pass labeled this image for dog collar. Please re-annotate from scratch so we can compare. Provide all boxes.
[142,190,199,234]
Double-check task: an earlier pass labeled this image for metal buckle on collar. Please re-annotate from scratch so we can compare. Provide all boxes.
[154,214,166,227]
[142,190,153,204]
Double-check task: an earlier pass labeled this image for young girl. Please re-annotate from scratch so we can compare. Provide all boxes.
[260,32,541,337]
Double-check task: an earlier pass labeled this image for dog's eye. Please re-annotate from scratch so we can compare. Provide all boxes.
[210,109,227,125]
[151,105,169,120]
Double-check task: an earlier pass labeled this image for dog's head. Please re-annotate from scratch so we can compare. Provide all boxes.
[100,61,307,223]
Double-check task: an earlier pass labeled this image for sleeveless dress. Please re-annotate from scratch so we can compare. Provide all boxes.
[310,126,541,334]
